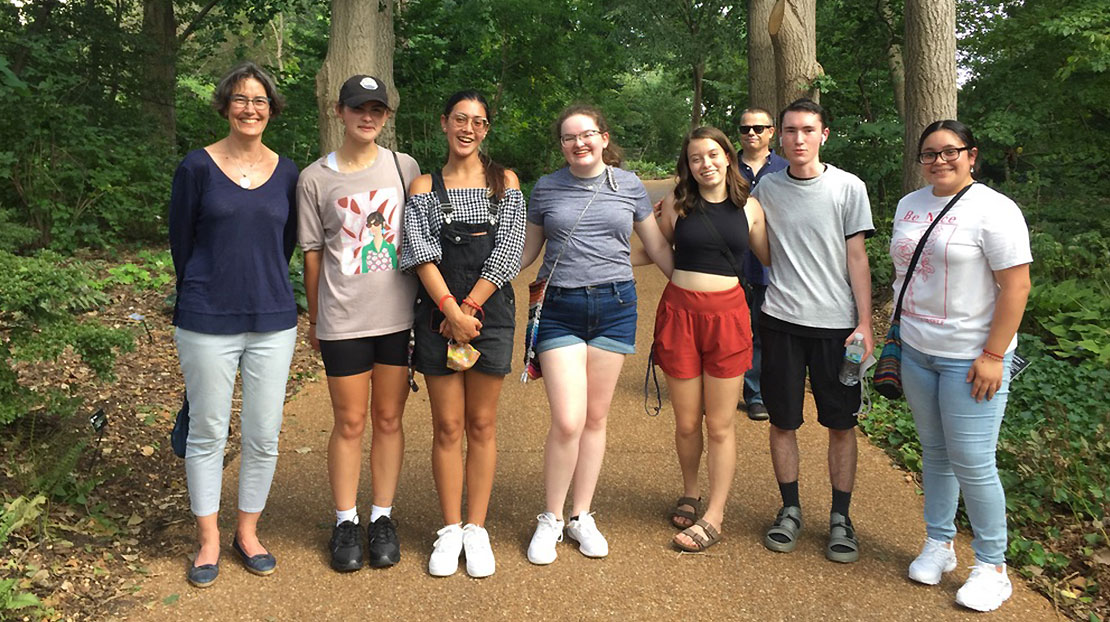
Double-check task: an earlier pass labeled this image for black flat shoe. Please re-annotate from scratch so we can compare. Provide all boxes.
[186,555,219,588]
[367,516,400,568]
[232,536,276,576]
[329,520,364,572]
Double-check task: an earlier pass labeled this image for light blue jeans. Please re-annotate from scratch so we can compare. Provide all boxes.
[175,327,297,517]
[901,342,1012,565]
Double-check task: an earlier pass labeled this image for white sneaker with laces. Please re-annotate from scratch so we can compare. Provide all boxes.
[566,512,609,558]
[462,524,495,578]
[527,512,564,565]
[955,561,1012,612]
[428,523,464,577]
[908,537,957,585]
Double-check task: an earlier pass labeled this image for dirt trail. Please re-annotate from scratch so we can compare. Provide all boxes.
[118,179,1056,621]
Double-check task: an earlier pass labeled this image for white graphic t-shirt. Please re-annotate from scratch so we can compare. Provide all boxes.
[890,183,1032,359]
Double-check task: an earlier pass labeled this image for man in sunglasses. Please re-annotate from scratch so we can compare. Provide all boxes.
[736,108,788,422]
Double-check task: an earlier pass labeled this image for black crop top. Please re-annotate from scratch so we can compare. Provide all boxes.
[672,197,751,277]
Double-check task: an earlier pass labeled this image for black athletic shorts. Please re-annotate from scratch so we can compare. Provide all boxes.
[318,329,409,377]
[759,315,861,430]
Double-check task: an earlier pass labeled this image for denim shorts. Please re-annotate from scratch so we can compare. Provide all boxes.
[535,280,637,355]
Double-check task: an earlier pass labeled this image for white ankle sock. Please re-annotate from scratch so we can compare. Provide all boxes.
[369,505,392,522]
[336,507,359,526]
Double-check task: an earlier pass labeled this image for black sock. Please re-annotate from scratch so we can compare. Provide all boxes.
[778,481,800,508]
[569,514,580,522]
[831,488,852,522]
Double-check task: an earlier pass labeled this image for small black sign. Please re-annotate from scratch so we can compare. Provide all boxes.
[1010,353,1031,380]
[89,408,107,433]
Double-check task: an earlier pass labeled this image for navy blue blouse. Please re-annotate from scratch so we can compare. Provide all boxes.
[169,149,299,334]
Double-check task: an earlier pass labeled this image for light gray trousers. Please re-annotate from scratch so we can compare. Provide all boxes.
[175,327,297,516]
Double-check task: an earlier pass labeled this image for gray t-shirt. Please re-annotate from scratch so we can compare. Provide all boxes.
[752,164,874,329]
[297,149,421,340]
[527,166,653,288]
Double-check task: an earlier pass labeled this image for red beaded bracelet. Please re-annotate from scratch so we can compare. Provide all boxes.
[462,297,485,320]
[437,294,456,312]
[982,348,1005,361]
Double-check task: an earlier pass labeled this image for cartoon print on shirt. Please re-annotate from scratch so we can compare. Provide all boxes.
[362,211,398,272]
[334,187,401,275]
[892,209,957,322]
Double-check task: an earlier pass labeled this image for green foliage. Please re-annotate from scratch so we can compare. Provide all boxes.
[623,160,672,181]
[99,250,175,292]
[861,335,1110,583]
[0,251,133,425]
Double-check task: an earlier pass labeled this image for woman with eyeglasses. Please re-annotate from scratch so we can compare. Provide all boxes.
[169,61,299,587]
[520,104,673,565]
[892,120,1031,612]
[400,90,526,578]
[297,75,421,573]
[652,126,769,552]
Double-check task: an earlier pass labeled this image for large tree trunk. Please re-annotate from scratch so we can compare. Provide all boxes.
[768,0,822,114]
[747,0,777,115]
[691,61,704,128]
[903,0,957,193]
[878,0,906,119]
[141,0,177,146]
[316,0,398,155]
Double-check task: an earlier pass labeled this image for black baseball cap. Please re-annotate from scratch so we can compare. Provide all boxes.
[338,75,390,109]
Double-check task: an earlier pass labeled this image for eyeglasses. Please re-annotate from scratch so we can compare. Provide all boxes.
[450,113,489,130]
[917,147,971,164]
[229,95,271,110]
[560,129,603,145]
[740,125,770,135]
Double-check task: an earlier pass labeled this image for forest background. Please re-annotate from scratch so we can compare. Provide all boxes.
[0,0,1107,619]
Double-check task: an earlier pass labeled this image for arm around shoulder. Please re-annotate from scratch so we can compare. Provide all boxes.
[745,197,770,267]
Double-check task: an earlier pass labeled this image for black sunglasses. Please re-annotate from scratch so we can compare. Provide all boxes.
[740,125,770,134]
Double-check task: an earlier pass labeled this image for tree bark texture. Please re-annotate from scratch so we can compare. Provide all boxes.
[903,0,957,193]
[768,0,822,114]
[141,0,177,146]
[878,0,906,119]
[691,61,704,128]
[316,0,398,155]
[747,0,777,115]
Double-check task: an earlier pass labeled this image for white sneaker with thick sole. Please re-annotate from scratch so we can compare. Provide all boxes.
[566,512,609,558]
[428,524,463,577]
[908,537,957,585]
[462,524,495,578]
[527,512,564,565]
[955,561,1012,612]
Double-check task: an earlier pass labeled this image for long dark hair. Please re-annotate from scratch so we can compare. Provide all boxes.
[672,126,749,218]
[443,90,507,200]
[554,104,624,166]
[918,119,979,177]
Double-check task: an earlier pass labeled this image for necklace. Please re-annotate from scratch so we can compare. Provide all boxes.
[230,148,265,189]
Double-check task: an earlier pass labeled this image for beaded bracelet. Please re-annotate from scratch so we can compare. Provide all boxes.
[462,297,485,320]
[982,348,1005,362]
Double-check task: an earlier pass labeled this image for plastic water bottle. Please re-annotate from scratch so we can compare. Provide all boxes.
[839,333,865,386]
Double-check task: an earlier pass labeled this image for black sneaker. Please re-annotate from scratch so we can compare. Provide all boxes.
[329,520,363,572]
[747,403,770,421]
[367,515,400,568]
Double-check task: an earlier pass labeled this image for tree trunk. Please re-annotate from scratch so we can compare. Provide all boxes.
[316,0,398,155]
[903,0,957,193]
[141,0,177,147]
[768,0,822,114]
[747,0,777,115]
[691,61,704,128]
[878,0,906,118]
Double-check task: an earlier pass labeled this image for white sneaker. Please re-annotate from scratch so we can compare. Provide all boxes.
[908,537,957,585]
[566,512,609,558]
[955,561,1012,612]
[462,524,495,578]
[527,512,564,565]
[428,523,463,577]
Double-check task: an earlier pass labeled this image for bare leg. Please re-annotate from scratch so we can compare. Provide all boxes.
[326,372,371,515]
[235,509,266,556]
[828,428,858,493]
[194,513,220,565]
[368,364,410,508]
[665,373,703,528]
[462,370,504,526]
[427,373,466,525]
[569,346,626,518]
[769,425,800,485]
[538,344,589,520]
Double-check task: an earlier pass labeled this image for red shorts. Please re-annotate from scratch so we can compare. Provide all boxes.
[652,282,753,379]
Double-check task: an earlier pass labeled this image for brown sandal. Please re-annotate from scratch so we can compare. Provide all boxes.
[670,496,701,529]
[673,519,721,552]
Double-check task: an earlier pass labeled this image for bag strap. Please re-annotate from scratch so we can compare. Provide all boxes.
[892,182,975,322]
[694,203,753,293]
[391,149,408,204]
